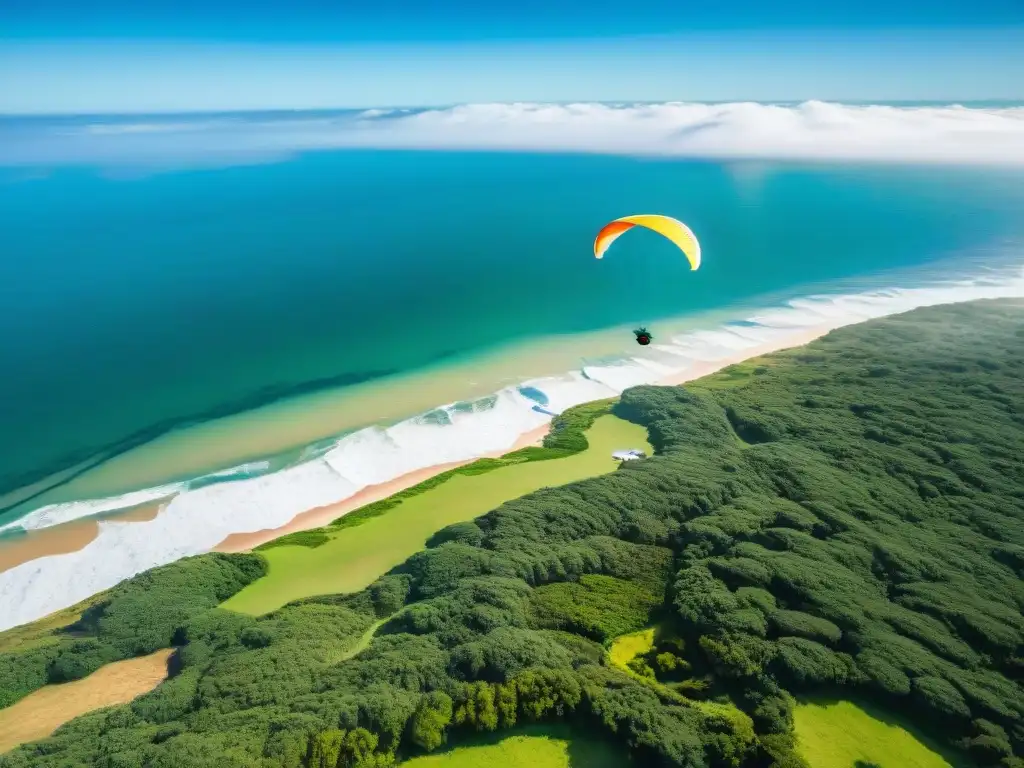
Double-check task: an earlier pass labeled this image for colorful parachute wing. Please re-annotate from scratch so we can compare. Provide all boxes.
[593,214,701,270]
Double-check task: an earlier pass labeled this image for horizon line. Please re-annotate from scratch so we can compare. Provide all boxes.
[4,98,1024,119]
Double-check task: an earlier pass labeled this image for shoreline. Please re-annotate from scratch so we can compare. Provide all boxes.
[0,501,165,574]
[213,424,550,553]
[4,258,1023,625]
[216,323,836,554]
[655,324,834,386]
[0,323,847,568]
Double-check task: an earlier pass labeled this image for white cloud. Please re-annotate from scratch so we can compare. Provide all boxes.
[82,121,223,135]
[340,101,1024,165]
[5,101,1024,167]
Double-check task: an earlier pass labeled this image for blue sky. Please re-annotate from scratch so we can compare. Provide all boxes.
[3,0,1023,113]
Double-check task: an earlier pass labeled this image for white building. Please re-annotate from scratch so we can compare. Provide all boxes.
[612,449,647,461]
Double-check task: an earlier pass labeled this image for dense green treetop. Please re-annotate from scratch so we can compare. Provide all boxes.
[1,298,1022,767]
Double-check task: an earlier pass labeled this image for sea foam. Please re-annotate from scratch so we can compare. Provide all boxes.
[0,483,186,534]
[1,263,1023,632]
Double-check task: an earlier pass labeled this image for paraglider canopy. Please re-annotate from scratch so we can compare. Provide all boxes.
[593,214,701,271]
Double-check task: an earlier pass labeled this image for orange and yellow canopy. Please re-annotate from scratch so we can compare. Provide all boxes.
[593,214,701,271]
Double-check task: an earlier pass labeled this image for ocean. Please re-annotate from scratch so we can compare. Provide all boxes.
[2,112,1024,630]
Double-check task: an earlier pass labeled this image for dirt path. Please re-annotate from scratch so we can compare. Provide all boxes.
[0,648,173,755]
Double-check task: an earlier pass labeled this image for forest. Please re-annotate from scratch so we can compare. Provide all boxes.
[0,297,1022,767]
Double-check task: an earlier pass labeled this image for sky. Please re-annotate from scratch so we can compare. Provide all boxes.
[2,0,1024,113]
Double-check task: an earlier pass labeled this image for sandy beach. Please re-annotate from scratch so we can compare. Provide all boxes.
[214,423,550,553]
[0,325,837,570]
[0,647,173,753]
[655,324,835,386]
[0,501,164,574]
[216,323,836,553]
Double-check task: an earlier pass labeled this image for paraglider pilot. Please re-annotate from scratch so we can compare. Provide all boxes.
[593,214,701,349]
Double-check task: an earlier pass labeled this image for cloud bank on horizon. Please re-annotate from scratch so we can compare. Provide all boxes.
[4,101,1024,168]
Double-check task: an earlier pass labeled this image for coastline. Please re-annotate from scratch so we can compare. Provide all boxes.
[655,324,832,387]
[0,501,165,574]
[4,263,1024,634]
[213,424,550,553]
[0,323,828,570]
[216,324,835,554]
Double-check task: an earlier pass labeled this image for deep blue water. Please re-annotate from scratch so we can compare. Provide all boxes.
[2,149,1024,496]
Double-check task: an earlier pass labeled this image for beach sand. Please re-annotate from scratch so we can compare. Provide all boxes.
[0,647,173,754]
[0,501,165,574]
[216,324,835,553]
[213,423,551,553]
[655,325,834,386]
[0,323,834,569]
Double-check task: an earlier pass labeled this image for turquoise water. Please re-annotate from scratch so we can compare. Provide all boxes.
[2,150,1024,510]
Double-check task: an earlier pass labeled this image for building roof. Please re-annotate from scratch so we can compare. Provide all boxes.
[612,449,647,460]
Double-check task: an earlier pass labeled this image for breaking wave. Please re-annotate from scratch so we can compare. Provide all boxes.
[1,261,1023,631]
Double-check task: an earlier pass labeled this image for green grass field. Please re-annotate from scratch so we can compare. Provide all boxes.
[399,725,631,768]
[222,414,652,615]
[607,628,654,671]
[606,626,752,733]
[794,698,969,768]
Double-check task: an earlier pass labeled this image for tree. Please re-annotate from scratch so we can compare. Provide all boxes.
[409,691,453,753]
[453,682,498,731]
[308,729,344,768]
[496,682,518,729]
[340,728,379,767]
[4,301,1024,767]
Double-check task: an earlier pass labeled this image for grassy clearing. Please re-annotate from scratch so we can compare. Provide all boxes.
[0,591,107,655]
[257,400,617,551]
[606,625,752,736]
[399,724,631,768]
[0,648,172,754]
[223,414,652,616]
[607,628,655,671]
[0,604,85,655]
[793,698,969,768]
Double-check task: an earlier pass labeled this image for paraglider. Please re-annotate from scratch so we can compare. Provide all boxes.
[593,214,701,345]
[593,214,701,270]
